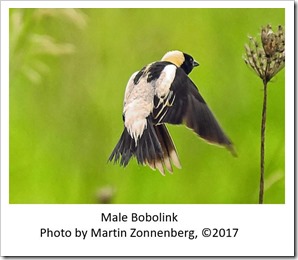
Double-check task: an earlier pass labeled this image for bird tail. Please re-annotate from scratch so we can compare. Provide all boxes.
[108,128,136,167]
[151,124,181,174]
[108,123,181,175]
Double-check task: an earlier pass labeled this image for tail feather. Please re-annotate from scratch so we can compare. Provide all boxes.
[108,128,136,167]
[108,123,181,174]
[154,125,181,170]
[155,127,173,173]
[136,122,165,173]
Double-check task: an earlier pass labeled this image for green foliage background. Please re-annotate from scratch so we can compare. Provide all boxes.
[9,8,285,204]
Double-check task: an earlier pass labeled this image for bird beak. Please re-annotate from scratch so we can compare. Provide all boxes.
[193,60,199,67]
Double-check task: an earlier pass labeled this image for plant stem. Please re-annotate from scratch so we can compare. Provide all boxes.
[259,80,267,204]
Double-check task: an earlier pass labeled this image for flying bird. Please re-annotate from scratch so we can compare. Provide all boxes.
[108,50,236,175]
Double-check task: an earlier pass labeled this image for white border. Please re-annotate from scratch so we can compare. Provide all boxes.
[1,1,294,257]
[1,0,292,8]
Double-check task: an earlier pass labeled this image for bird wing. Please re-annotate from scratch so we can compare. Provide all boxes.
[153,67,236,156]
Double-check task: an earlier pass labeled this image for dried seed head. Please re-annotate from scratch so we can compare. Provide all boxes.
[244,24,285,83]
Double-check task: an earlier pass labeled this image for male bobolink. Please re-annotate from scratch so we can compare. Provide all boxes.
[109,50,236,175]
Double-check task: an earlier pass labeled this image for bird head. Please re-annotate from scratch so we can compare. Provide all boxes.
[161,50,199,75]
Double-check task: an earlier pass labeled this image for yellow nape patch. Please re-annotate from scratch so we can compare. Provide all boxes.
[161,50,184,67]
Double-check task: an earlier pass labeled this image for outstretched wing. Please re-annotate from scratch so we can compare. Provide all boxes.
[153,67,236,156]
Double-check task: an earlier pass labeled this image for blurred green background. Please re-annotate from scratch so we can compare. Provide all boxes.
[9,8,285,204]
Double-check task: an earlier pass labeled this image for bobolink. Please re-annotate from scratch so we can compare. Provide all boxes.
[109,50,236,175]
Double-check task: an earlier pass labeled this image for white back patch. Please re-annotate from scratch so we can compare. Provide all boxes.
[124,71,138,105]
[155,64,176,98]
[123,73,154,145]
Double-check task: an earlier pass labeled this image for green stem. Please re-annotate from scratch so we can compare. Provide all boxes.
[259,80,267,204]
